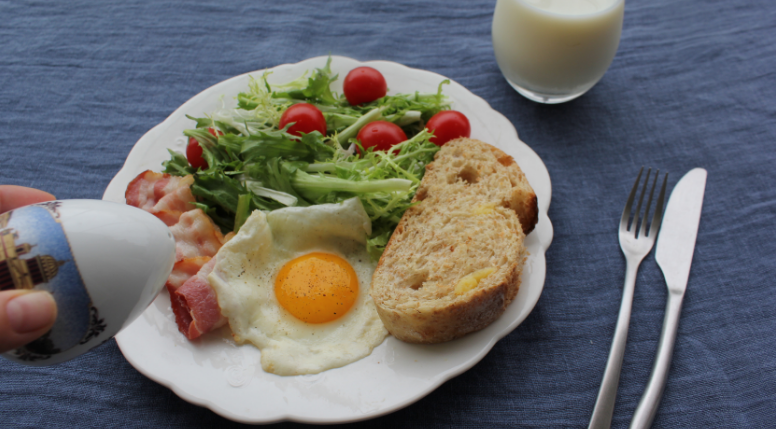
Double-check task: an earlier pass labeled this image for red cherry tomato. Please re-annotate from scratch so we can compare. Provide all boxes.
[279,103,327,138]
[356,121,408,152]
[186,128,221,170]
[425,110,471,146]
[343,67,387,105]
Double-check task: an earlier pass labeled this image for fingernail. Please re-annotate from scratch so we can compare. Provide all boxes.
[6,292,57,333]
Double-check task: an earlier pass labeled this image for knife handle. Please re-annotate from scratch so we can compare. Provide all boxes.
[629,290,685,429]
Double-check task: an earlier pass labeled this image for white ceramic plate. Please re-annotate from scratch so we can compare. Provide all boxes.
[104,56,553,424]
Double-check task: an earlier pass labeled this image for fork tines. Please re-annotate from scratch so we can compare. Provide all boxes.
[622,167,669,239]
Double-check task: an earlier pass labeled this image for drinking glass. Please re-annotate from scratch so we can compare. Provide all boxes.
[492,0,624,104]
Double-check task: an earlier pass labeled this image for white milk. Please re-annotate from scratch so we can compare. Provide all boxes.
[492,0,624,103]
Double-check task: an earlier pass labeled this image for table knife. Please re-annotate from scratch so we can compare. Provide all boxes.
[629,168,707,429]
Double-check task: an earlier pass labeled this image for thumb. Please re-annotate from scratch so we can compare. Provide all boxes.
[0,290,58,354]
[0,185,56,214]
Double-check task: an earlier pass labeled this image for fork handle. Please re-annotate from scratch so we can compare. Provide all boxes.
[588,258,641,429]
[628,290,685,429]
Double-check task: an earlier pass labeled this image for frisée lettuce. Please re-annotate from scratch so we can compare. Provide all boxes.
[162,58,451,259]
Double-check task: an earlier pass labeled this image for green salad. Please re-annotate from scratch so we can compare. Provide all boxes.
[161,59,453,260]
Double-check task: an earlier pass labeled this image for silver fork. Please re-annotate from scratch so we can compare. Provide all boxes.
[588,168,668,429]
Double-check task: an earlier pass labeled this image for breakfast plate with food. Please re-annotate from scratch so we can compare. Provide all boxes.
[104,55,553,424]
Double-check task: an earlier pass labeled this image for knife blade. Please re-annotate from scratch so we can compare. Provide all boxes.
[629,167,707,429]
[654,168,707,294]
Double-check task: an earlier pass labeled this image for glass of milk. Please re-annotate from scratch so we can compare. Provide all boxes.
[492,0,624,104]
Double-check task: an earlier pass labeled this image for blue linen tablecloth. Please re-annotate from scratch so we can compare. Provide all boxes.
[2,0,775,427]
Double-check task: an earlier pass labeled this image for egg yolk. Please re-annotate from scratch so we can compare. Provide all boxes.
[274,252,359,324]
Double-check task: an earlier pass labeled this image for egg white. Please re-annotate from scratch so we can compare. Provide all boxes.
[208,198,389,376]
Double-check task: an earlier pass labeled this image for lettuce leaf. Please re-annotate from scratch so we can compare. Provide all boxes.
[163,58,449,259]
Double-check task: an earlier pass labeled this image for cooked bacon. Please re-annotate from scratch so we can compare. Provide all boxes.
[166,256,212,290]
[125,170,159,210]
[167,258,226,340]
[126,169,231,340]
[125,170,196,226]
[169,209,227,261]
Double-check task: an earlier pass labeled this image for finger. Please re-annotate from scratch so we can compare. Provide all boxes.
[0,185,56,214]
[0,290,58,354]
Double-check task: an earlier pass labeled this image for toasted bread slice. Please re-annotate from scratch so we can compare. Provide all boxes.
[415,138,538,234]
[370,138,536,344]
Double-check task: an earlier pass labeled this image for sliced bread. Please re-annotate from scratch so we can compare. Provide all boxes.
[370,138,537,343]
[415,137,538,234]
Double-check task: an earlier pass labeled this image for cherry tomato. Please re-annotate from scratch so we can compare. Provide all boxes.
[343,67,387,105]
[425,110,471,146]
[279,103,327,137]
[186,128,221,170]
[356,121,408,152]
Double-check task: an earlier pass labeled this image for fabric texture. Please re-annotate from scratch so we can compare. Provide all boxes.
[2,0,775,427]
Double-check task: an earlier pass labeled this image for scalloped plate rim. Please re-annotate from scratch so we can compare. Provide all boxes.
[105,56,553,424]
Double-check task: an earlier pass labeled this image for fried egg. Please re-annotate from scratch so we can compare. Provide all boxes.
[208,198,388,376]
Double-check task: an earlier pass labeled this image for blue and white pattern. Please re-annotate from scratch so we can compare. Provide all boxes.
[0,204,103,361]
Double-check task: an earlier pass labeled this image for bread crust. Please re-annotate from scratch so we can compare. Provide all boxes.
[373,258,521,343]
[370,138,536,344]
[415,138,538,234]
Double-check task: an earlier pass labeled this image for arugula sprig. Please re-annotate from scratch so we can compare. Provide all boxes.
[162,59,450,259]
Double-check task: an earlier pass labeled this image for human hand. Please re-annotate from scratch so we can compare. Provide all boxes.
[0,185,59,354]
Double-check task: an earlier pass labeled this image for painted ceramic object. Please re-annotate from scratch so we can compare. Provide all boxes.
[1,200,175,365]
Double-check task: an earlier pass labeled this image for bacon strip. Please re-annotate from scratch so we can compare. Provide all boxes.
[125,170,196,226]
[167,258,227,340]
[166,256,212,290]
[126,170,230,340]
[169,209,227,261]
